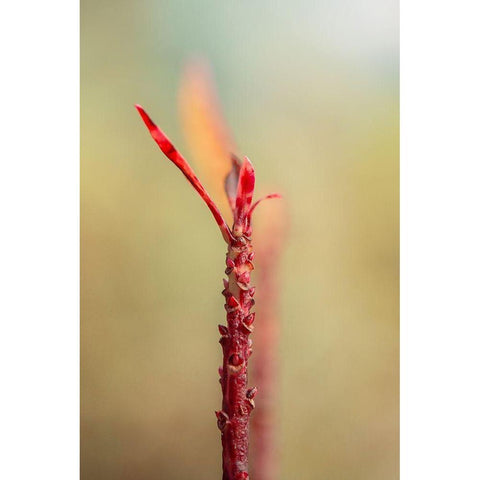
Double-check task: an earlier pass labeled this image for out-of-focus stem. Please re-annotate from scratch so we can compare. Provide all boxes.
[251,256,279,480]
[251,202,285,480]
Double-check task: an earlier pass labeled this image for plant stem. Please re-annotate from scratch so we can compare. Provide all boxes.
[217,234,257,480]
[250,199,286,480]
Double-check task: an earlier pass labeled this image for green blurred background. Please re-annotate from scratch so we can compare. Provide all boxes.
[81,1,398,478]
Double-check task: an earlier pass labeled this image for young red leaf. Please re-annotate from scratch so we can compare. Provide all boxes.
[249,193,282,216]
[179,61,238,223]
[233,157,255,235]
[135,104,234,243]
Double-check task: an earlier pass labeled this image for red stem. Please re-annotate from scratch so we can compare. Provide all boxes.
[217,233,257,480]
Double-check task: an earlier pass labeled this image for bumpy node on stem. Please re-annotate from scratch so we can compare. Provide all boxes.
[218,234,256,479]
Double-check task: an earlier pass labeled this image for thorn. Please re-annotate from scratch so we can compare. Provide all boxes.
[215,410,229,431]
[240,321,253,334]
[244,313,255,326]
[218,325,228,336]
[226,258,235,268]
[246,387,258,399]
[225,267,234,275]
[248,287,256,297]
[248,252,255,261]
[227,295,240,308]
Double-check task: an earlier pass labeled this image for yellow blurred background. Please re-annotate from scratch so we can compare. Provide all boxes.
[81,1,398,478]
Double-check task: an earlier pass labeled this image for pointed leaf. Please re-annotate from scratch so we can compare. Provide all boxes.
[234,157,255,230]
[135,104,233,243]
[249,193,282,216]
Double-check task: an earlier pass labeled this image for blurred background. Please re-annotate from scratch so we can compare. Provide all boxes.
[81,1,398,479]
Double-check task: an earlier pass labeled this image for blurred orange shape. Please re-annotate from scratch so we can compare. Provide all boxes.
[179,59,238,223]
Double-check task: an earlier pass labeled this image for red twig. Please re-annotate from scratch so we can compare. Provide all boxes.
[135,104,280,479]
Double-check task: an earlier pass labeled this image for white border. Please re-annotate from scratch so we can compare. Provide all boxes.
[0,1,79,479]
[401,0,480,478]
